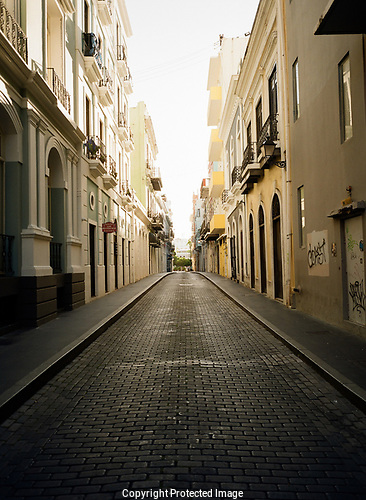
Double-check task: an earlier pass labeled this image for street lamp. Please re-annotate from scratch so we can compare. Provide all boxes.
[260,140,286,168]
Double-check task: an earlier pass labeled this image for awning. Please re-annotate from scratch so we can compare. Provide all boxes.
[315,0,366,35]
[328,200,366,219]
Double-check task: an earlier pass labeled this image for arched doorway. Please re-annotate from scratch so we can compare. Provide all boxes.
[239,216,244,282]
[272,194,283,299]
[258,205,267,294]
[47,147,66,274]
[230,222,237,280]
[249,213,255,288]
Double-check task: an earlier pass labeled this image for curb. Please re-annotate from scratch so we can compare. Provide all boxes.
[197,272,366,414]
[0,273,171,423]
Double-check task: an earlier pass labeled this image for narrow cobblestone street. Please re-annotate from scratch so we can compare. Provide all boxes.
[1,272,366,499]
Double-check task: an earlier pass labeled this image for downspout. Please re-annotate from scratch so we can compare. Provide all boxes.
[278,0,294,307]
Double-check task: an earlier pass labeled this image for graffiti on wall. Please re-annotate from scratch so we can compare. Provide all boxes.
[307,230,329,276]
[345,218,365,325]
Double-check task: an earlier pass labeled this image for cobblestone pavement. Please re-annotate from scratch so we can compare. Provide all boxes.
[1,272,366,500]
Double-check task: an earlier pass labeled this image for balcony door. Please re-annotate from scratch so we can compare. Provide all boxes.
[269,66,278,116]
[48,147,65,274]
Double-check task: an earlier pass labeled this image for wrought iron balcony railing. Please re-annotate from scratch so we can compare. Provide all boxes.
[99,66,113,91]
[50,242,62,274]
[231,166,242,186]
[118,112,127,128]
[0,1,27,62]
[47,68,71,114]
[242,142,257,170]
[82,32,103,68]
[108,155,117,180]
[117,44,126,62]
[0,234,14,276]
[121,181,132,197]
[257,114,278,151]
[84,136,106,164]
[221,189,229,205]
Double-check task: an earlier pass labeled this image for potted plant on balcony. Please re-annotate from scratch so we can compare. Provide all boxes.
[85,138,99,159]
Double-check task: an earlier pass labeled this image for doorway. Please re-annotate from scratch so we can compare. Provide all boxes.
[272,194,283,299]
[89,224,96,297]
[249,214,255,288]
[259,206,267,294]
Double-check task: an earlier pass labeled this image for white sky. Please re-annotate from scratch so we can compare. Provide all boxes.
[125,0,260,240]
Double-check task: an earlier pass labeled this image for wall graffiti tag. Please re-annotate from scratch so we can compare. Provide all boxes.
[308,238,327,268]
[307,230,329,276]
[345,218,365,326]
[349,280,366,313]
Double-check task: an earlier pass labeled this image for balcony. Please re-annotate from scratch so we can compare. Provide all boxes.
[210,213,225,234]
[103,155,118,189]
[0,234,14,276]
[47,68,71,114]
[82,33,103,82]
[124,128,134,152]
[208,128,222,162]
[98,0,113,26]
[149,167,162,191]
[209,170,224,198]
[257,114,279,154]
[200,178,209,199]
[98,66,114,106]
[117,112,129,141]
[221,189,229,205]
[120,181,132,205]
[149,232,161,248]
[231,166,242,194]
[148,211,164,231]
[0,1,27,62]
[84,136,107,177]
[117,44,128,77]
[207,86,222,126]
[124,70,133,94]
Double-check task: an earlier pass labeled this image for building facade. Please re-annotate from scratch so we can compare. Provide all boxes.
[287,0,366,334]
[0,0,173,330]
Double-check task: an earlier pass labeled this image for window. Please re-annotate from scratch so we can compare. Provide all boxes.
[236,117,241,165]
[339,54,353,142]
[269,66,278,116]
[292,58,300,121]
[84,1,89,32]
[85,96,91,136]
[298,186,305,247]
[255,99,262,141]
[246,122,252,146]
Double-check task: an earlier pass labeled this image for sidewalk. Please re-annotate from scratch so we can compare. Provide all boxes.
[198,271,366,412]
[0,273,170,422]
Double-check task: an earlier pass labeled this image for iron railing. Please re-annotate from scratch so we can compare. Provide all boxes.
[121,181,132,197]
[0,234,14,275]
[0,1,27,62]
[117,44,126,62]
[242,142,257,170]
[82,32,103,68]
[50,242,62,274]
[47,68,71,114]
[108,155,117,180]
[257,114,278,151]
[84,136,106,163]
[118,112,127,128]
[231,166,242,186]
[222,189,229,204]
[99,66,113,92]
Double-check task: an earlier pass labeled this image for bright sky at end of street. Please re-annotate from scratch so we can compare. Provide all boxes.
[125,0,260,241]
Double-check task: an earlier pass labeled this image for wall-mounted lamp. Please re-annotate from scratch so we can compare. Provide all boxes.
[260,141,286,168]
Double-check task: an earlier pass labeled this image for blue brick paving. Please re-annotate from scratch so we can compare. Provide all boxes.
[1,272,366,499]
